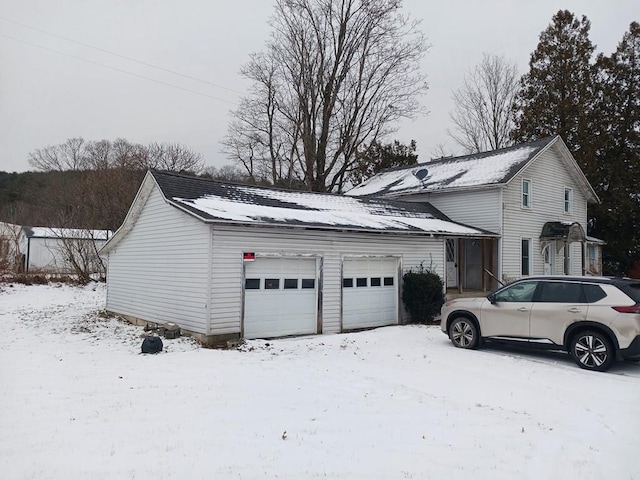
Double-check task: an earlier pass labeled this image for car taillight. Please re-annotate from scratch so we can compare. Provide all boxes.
[612,304,640,314]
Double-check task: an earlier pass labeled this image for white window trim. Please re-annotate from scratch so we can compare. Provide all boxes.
[564,187,573,214]
[521,237,532,276]
[521,178,532,209]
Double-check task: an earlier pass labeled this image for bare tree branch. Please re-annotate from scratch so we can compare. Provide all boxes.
[224,0,429,192]
[449,53,519,154]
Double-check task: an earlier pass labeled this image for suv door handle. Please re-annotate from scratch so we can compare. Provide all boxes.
[567,308,581,313]
[517,307,529,312]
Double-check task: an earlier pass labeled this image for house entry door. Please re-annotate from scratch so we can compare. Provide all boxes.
[446,239,458,288]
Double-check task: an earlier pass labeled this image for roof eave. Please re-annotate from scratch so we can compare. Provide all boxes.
[100,171,157,254]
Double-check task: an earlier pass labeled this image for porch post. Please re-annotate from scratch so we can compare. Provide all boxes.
[457,239,463,293]
[481,239,486,291]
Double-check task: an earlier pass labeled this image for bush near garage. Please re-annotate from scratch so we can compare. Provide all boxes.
[402,263,445,323]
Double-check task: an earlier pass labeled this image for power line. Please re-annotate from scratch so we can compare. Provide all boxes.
[0,33,239,105]
[0,15,247,96]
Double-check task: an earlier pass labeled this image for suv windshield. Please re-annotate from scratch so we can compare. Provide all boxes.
[494,281,538,302]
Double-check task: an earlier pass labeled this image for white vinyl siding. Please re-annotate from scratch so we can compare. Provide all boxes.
[210,224,444,335]
[411,188,502,234]
[105,187,211,333]
[502,144,588,279]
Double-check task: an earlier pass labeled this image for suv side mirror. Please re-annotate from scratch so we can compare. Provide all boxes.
[488,294,496,305]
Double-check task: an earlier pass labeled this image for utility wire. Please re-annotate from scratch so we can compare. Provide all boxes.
[0,33,239,105]
[0,15,246,96]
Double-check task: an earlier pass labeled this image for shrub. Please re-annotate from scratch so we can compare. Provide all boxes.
[402,263,445,323]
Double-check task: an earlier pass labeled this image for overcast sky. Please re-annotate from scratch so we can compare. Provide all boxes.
[1,0,638,173]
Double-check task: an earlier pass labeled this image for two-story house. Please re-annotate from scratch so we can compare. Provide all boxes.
[347,136,604,292]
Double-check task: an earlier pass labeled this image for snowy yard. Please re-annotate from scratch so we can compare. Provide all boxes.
[1,283,639,480]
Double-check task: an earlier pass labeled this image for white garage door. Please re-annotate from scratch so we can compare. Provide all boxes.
[244,257,317,339]
[342,257,398,330]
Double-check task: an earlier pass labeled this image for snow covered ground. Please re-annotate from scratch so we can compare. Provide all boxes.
[1,283,639,480]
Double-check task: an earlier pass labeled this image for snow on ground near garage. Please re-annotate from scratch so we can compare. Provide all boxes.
[1,283,639,480]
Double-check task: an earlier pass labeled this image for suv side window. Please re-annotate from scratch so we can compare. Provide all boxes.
[494,281,538,302]
[583,284,607,303]
[538,281,584,303]
[620,283,640,303]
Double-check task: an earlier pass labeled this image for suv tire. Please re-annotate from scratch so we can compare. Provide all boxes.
[449,317,479,349]
[570,330,614,372]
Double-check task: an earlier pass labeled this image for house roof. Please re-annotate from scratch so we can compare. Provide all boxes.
[153,171,496,236]
[100,171,498,254]
[346,136,598,202]
[22,227,112,240]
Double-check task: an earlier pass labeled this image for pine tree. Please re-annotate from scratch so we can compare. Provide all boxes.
[347,140,418,187]
[590,22,640,274]
[512,10,595,168]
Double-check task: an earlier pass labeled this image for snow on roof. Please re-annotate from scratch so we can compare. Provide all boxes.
[153,171,495,236]
[25,227,112,240]
[347,137,555,197]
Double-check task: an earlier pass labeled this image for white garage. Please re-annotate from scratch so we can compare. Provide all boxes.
[342,257,398,330]
[101,171,496,345]
[243,257,318,339]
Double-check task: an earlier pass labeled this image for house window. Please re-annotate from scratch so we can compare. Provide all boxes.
[522,179,531,208]
[564,187,573,214]
[588,245,598,273]
[521,238,531,275]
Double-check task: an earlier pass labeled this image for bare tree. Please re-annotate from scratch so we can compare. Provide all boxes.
[224,0,429,192]
[29,138,204,174]
[449,53,519,154]
[144,142,204,173]
[0,221,23,273]
[28,137,89,171]
[52,229,108,283]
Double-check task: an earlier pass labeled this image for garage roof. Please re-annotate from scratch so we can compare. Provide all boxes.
[154,171,495,237]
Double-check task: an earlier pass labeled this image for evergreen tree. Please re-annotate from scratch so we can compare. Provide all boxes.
[512,10,595,168]
[590,22,640,274]
[347,140,418,186]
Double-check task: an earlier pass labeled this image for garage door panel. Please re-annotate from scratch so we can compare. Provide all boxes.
[343,258,398,330]
[244,258,317,339]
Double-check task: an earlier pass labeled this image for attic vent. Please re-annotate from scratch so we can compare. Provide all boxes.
[413,168,429,181]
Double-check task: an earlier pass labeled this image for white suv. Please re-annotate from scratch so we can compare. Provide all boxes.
[440,276,640,372]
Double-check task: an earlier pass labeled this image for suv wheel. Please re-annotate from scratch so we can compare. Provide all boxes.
[449,317,479,349]
[570,330,614,372]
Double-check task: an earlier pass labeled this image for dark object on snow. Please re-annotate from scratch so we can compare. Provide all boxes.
[141,336,163,354]
[144,322,181,339]
[161,323,181,339]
